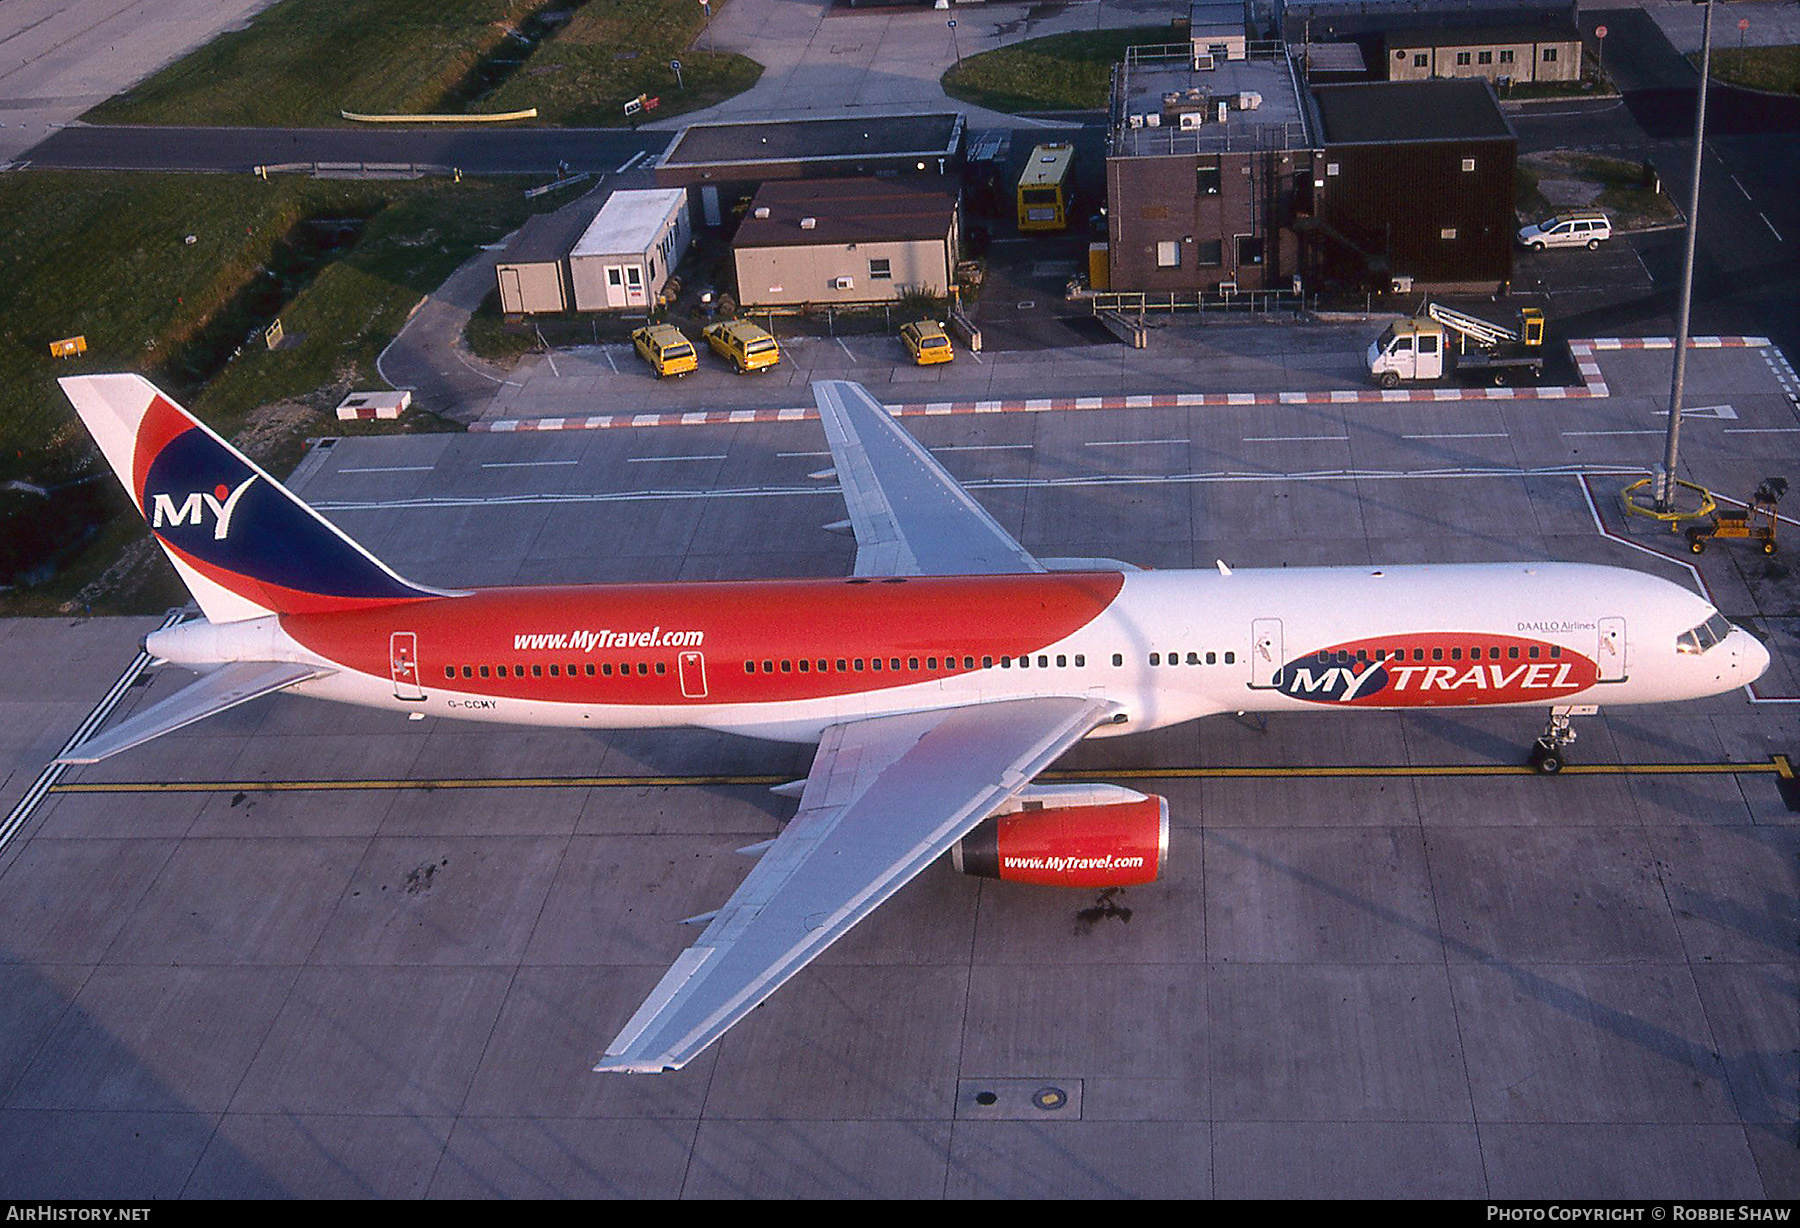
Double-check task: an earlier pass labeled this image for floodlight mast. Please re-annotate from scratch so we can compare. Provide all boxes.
[1658,0,1714,511]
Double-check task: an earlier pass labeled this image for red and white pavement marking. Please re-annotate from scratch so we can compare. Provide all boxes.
[470,336,1774,433]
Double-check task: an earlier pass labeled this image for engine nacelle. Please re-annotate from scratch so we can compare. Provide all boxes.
[952,791,1170,887]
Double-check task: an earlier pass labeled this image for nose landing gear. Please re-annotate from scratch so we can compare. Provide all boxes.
[1529,705,1596,775]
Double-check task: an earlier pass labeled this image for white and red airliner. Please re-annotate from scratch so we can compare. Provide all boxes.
[59,374,1768,1073]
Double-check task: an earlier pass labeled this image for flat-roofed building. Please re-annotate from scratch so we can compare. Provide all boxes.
[731,178,959,308]
[567,187,692,313]
[1384,21,1581,83]
[492,209,592,316]
[655,113,965,230]
[1190,0,1250,62]
[1304,77,1517,291]
[1105,44,1314,294]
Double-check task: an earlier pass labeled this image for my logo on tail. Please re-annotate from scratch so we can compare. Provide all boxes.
[150,476,257,541]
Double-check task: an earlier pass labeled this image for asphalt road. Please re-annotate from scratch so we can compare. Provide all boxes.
[1508,7,1800,364]
[19,125,672,177]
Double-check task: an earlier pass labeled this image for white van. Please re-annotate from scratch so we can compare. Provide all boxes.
[1517,210,1612,251]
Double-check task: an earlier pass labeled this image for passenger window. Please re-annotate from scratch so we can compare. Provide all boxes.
[550,665,560,677]
[480,666,491,678]
[1206,651,1217,665]
[1038,656,1049,668]
[1113,653,1123,667]
[1150,653,1161,666]
[1224,652,1235,664]
[781,661,792,673]
[798,660,810,673]
[1074,655,1085,667]
[532,665,543,678]
[983,656,994,668]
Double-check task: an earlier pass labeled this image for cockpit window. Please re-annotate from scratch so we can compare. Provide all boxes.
[1676,613,1734,655]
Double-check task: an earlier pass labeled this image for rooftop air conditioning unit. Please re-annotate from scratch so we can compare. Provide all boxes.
[833,276,855,290]
[1144,112,1160,127]
[800,217,817,230]
[1217,101,1229,123]
[1193,53,1216,71]
[1128,113,1145,129]
[1179,111,1204,130]
[1236,91,1263,111]
[753,206,771,219]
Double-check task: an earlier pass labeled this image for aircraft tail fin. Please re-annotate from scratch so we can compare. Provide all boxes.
[60,374,451,623]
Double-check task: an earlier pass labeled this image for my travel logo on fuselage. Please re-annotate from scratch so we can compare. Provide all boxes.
[1275,632,1599,707]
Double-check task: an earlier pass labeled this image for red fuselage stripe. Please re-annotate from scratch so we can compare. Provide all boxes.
[280,572,1126,703]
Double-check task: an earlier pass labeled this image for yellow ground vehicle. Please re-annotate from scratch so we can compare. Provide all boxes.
[1016,143,1074,232]
[631,323,698,378]
[900,320,955,366]
[1688,478,1786,555]
[702,319,781,373]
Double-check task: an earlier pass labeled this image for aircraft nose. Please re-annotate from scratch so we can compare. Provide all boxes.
[1738,628,1771,681]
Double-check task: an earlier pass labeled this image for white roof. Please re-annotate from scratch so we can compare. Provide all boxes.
[571,188,687,259]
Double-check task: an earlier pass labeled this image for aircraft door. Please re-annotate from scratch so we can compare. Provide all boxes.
[390,631,425,701]
[1250,618,1284,688]
[678,651,708,699]
[1597,617,1626,682]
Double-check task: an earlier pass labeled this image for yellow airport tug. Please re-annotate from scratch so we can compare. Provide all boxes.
[1687,477,1786,555]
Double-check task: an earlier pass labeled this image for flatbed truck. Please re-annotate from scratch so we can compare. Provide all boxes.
[1368,302,1545,387]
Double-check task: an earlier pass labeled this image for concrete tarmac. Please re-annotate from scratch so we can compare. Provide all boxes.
[0,0,281,164]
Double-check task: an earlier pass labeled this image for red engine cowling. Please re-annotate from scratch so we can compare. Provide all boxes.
[951,794,1169,887]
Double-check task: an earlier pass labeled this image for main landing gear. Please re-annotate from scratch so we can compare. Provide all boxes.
[1529,705,1597,775]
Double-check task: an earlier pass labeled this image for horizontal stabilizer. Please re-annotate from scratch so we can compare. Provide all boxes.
[57,661,333,764]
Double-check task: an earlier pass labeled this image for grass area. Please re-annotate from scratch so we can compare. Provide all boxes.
[1498,49,1616,99]
[942,25,1180,114]
[88,0,527,127]
[1700,44,1800,95]
[0,171,549,613]
[86,0,761,128]
[1515,151,1679,231]
[483,0,763,125]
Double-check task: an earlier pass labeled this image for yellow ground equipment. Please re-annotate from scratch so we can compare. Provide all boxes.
[1687,478,1786,555]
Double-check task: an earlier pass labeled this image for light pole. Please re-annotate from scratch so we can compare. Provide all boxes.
[1656,0,1714,512]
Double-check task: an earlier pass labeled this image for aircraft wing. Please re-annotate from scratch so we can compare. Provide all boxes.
[57,661,334,765]
[812,380,1045,576]
[595,694,1112,1073]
